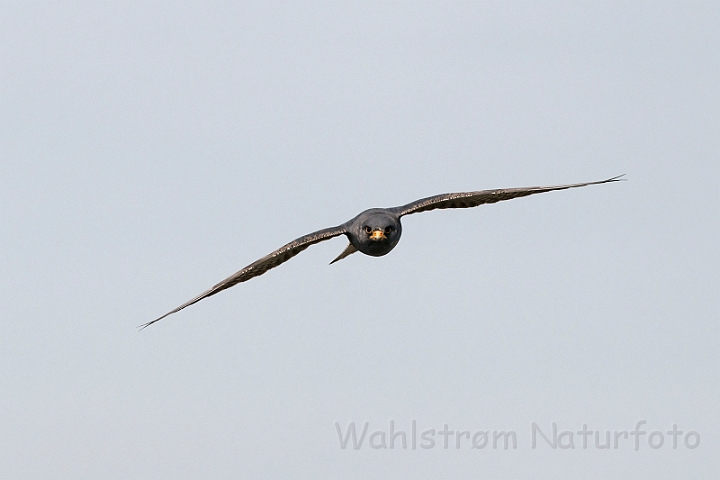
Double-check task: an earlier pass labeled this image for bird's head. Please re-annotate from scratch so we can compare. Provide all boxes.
[349,209,402,257]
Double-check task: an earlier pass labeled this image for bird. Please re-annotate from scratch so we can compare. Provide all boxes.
[141,175,623,329]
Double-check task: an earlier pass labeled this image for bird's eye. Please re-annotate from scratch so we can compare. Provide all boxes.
[384,226,393,234]
[364,226,372,234]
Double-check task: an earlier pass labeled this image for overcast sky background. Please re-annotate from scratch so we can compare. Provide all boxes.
[1,1,718,478]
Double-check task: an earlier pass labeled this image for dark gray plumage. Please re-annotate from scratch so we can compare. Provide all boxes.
[141,175,623,328]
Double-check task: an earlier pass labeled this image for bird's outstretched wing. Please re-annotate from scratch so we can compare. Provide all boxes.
[391,175,624,217]
[140,225,347,329]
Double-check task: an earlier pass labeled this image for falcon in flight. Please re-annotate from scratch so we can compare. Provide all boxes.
[141,175,623,328]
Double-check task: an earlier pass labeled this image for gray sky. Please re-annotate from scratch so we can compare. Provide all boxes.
[1,1,718,478]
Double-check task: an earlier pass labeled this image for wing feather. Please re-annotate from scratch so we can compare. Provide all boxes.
[391,175,624,217]
[140,225,346,329]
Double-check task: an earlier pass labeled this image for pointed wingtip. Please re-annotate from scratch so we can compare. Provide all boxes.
[607,174,626,182]
[137,311,173,331]
[137,319,157,331]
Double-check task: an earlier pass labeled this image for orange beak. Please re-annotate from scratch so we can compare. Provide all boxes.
[370,229,387,241]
